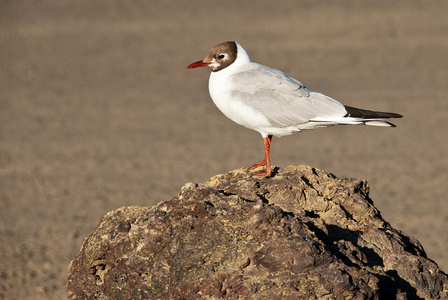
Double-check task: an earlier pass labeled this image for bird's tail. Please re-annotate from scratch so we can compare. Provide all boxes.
[363,120,397,127]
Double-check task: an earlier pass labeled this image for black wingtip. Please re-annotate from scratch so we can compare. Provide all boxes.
[344,105,403,119]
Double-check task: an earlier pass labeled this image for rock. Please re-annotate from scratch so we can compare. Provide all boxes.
[67,165,448,299]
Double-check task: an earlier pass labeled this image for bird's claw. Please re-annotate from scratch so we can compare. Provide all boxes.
[245,162,273,177]
[245,161,266,170]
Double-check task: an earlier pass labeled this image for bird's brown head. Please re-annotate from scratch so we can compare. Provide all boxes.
[187,41,238,72]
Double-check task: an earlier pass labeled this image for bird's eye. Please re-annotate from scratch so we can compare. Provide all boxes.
[217,53,226,60]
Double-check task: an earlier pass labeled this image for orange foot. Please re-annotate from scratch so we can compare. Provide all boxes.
[251,168,273,177]
[245,161,266,170]
[245,161,273,177]
[245,135,274,178]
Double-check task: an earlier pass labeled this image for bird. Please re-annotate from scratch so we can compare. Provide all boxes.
[187,41,402,177]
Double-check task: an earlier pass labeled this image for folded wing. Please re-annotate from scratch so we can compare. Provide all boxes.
[229,64,348,127]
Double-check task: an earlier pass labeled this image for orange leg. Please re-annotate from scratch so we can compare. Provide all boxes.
[246,135,273,177]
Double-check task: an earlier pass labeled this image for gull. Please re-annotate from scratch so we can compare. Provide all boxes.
[187,41,402,177]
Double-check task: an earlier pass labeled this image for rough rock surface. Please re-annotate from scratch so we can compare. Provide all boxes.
[67,166,448,299]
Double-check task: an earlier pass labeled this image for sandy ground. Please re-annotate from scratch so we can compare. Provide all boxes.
[1,1,447,299]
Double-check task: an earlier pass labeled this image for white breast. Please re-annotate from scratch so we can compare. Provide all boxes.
[209,69,273,133]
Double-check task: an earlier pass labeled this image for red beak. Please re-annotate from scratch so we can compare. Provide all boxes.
[187,60,210,69]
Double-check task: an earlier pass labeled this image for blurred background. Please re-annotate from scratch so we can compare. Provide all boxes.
[1,1,447,298]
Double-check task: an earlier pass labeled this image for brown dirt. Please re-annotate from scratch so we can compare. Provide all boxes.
[1,1,447,299]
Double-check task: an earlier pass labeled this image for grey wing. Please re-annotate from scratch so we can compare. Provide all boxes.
[230,65,347,127]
